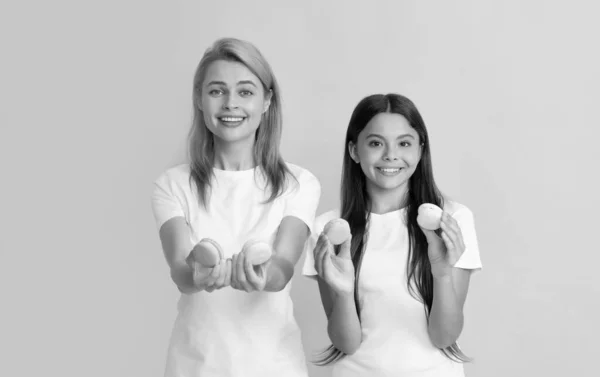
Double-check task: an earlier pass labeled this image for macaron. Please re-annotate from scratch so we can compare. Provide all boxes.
[189,238,224,267]
[417,203,443,230]
[323,218,351,245]
[241,239,273,265]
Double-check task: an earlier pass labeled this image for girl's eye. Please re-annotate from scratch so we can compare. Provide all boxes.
[239,90,253,97]
[368,141,382,147]
[208,89,224,96]
[400,141,412,147]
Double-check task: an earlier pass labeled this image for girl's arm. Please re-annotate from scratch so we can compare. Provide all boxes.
[159,217,229,294]
[424,211,473,348]
[317,278,362,355]
[315,235,362,355]
[428,268,471,348]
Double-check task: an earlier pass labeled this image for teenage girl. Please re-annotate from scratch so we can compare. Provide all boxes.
[152,38,321,377]
[303,93,482,377]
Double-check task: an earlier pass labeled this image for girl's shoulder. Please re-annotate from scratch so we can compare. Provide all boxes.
[442,198,475,217]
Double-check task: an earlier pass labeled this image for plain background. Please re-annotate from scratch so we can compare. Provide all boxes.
[2,0,599,376]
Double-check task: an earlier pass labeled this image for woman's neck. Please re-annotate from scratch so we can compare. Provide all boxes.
[367,182,409,215]
[212,138,256,171]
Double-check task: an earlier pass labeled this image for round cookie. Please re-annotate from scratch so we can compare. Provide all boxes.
[242,239,273,265]
[189,238,224,267]
[417,203,443,230]
[323,218,351,245]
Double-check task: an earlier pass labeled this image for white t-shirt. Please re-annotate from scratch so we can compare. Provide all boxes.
[303,201,482,377]
[152,163,321,377]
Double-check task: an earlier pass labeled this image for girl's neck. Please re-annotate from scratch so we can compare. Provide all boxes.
[367,182,409,215]
[212,138,256,171]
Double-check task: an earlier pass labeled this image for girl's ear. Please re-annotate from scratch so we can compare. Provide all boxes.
[348,141,360,163]
[263,89,273,113]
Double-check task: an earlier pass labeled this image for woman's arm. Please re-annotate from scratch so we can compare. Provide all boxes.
[231,216,309,292]
[263,216,310,292]
[159,217,229,293]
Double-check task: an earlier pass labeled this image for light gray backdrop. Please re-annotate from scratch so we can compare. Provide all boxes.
[2,1,598,376]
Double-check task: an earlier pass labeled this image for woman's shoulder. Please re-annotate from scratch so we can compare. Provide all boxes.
[283,162,321,190]
[285,162,318,181]
[154,163,191,185]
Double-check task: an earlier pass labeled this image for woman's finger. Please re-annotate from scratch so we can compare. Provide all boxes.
[231,254,239,289]
[245,257,260,288]
[215,259,227,288]
[224,258,232,287]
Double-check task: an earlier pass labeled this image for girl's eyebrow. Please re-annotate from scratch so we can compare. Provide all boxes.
[205,80,258,87]
[366,133,415,139]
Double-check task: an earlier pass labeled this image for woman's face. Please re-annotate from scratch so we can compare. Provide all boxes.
[199,60,272,145]
[349,112,422,196]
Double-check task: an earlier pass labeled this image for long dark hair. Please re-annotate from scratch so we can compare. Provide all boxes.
[315,93,470,365]
[188,37,290,206]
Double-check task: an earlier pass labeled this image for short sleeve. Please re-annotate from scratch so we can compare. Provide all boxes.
[451,206,483,272]
[151,171,186,230]
[283,168,321,232]
[302,210,338,279]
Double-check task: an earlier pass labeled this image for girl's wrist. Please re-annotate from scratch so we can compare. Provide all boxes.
[332,286,355,299]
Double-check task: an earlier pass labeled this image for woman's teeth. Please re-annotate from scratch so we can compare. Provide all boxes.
[220,117,244,122]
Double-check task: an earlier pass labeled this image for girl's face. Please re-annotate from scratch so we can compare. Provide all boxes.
[199,60,272,145]
[349,112,422,196]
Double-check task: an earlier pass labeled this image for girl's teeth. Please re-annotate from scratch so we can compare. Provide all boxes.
[221,117,243,122]
[380,168,400,173]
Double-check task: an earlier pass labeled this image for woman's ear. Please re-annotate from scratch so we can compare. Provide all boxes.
[348,141,360,163]
[263,89,273,113]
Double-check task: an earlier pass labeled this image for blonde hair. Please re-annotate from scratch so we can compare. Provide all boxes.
[188,38,291,206]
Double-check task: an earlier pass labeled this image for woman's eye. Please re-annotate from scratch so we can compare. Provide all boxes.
[368,141,382,147]
[239,90,253,97]
[400,141,412,147]
[208,89,223,96]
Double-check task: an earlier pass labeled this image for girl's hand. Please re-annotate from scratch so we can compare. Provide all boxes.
[314,233,355,295]
[231,251,268,292]
[188,258,232,292]
[420,211,465,278]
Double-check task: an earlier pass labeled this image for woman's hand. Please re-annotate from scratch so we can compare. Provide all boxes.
[186,256,231,292]
[314,233,355,295]
[420,211,466,278]
[231,252,268,292]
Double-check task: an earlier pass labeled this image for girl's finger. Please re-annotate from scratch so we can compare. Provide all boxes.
[314,244,325,277]
[441,230,455,251]
[321,248,331,282]
[442,213,462,236]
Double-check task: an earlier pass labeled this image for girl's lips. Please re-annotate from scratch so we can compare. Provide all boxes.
[376,167,403,175]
